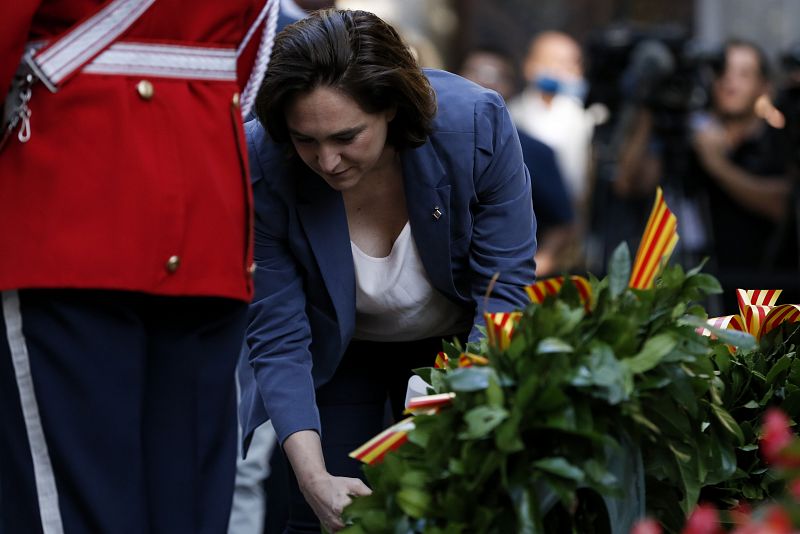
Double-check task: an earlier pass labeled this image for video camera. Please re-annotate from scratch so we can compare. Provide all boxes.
[584,24,718,144]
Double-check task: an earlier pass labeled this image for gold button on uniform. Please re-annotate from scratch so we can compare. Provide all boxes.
[136,80,154,100]
[232,92,240,109]
[165,255,181,273]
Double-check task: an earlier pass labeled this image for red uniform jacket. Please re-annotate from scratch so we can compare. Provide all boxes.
[0,0,273,301]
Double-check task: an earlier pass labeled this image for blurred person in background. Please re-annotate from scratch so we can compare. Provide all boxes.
[688,38,799,309]
[509,31,596,215]
[460,46,576,277]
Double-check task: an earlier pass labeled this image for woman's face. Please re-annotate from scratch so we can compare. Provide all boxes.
[285,86,396,191]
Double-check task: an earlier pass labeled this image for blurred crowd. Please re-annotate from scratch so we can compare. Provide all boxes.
[399,1,800,315]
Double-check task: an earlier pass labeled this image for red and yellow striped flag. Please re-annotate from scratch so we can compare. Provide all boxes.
[704,289,800,342]
[458,352,489,367]
[761,303,800,338]
[405,392,456,415]
[484,311,522,350]
[736,289,800,340]
[525,275,592,310]
[629,187,679,290]
[434,351,449,369]
[704,313,746,334]
[349,417,416,465]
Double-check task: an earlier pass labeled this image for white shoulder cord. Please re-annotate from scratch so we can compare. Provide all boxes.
[239,0,280,119]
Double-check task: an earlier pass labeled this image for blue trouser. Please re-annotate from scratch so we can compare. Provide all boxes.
[0,289,247,534]
[283,336,454,534]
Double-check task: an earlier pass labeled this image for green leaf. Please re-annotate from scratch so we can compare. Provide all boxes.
[669,442,701,515]
[686,258,710,277]
[399,470,429,488]
[447,367,492,392]
[509,485,539,534]
[584,459,619,490]
[684,273,723,295]
[396,488,431,518]
[712,344,732,373]
[765,355,792,385]
[783,390,800,418]
[608,243,631,298]
[495,416,525,453]
[536,337,574,354]
[624,334,678,374]
[660,263,685,288]
[431,367,448,393]
[679,315,757,349]
[486,374,505,407]
[532,457,585,483]
[571,344,630,404]
[460,406,509,439]
[671,302,688,320]
[407,417,432,448]
[709,403,744,445]
[742,484,763,500]
[413,367,433,385]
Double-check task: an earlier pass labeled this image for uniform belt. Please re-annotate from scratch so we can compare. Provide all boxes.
[81,42,237,81]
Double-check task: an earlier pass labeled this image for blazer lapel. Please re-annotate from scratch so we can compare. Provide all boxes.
[402,143,457,299]
[295,169,355,345]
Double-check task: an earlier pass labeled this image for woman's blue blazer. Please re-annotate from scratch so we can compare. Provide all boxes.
[239,69,537,449]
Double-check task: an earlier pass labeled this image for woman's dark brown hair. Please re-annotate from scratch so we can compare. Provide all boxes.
[254,9,436,149]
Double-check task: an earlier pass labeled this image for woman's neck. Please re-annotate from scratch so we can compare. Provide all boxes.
[343,145,402,204]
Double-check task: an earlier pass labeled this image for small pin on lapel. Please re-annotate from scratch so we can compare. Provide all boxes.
[432,206,442,220]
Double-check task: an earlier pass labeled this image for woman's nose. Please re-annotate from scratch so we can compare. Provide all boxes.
[317,145,342,173]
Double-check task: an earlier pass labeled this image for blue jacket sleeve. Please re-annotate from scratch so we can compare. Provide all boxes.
[468,96,538,340]
[245,122,321,445]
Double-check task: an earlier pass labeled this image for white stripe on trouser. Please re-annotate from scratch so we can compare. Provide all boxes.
[2,291,64,534]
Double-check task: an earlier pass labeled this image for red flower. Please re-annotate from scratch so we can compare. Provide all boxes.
[730,501,753,526]
[730,505,795,534]
[790,478,800,502]
[682,504,723,534]
[631,518,662,534]
[763,505,792,534]
[760,409,795,466]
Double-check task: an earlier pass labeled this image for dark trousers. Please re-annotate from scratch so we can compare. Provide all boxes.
[0,289,247,534]
[283,336,451,534]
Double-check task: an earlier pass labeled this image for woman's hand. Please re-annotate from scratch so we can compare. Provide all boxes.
[299,472,372,532]
[283,430,372,531]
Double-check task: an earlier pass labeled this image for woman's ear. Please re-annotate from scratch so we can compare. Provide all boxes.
[385,105,398,122]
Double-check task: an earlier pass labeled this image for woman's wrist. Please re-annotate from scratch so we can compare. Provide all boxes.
[283,429,330,487]
[298,468,331,492]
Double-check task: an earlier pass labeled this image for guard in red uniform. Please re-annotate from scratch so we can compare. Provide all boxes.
[0,1,279,532]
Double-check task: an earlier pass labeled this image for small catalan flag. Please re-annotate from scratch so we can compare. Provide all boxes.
[405,392,456,415]
[458,352,489,367]
[704,289,800,342]
[349,417,416,465]
[525,275,593,310]
[484,311,522,350]
[629,187,679,290]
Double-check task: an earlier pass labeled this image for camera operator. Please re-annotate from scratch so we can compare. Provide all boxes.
[689,39,798,309]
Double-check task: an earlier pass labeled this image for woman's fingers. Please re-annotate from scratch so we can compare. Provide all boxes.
[345,477,372,497]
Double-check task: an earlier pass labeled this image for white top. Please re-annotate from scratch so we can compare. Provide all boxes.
[351,222,471,342]
[508,88,595,203]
